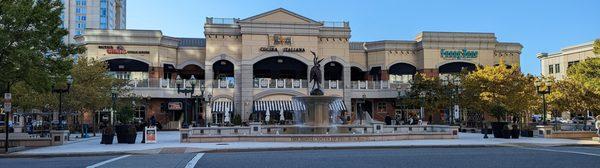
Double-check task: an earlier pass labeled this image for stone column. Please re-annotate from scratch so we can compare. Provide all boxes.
[240,63,254,122]
[234,65,243,122]
[342,66,352,117]
[204,64,214,124]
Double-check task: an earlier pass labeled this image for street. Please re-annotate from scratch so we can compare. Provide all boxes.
[2,146,600,168]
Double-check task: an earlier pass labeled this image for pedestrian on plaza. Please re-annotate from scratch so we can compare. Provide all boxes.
[150,115,157,126]
[385,114,392,125]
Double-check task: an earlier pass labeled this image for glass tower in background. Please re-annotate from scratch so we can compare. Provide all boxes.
[61,0,126,43]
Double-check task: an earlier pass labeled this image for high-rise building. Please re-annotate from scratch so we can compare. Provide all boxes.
[61,0,126,43]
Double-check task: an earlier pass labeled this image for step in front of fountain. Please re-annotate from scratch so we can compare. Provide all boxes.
[185,132,457,143]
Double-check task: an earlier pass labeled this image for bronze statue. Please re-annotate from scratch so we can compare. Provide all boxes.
[309,51,324,95]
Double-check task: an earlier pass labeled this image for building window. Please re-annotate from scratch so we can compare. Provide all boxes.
[548,65,554,74]
[377,102,386,110]
[554,64,560,73]
[568,61,580,68]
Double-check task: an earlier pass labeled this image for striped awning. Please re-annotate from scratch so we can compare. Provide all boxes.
[253,100,306,112]
[212,101,233,113]
[329,99,347,111]
[253,99,346,112]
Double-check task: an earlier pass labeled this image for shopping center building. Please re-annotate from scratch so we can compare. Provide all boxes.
[76,8,523,129]
[537,40,598,80]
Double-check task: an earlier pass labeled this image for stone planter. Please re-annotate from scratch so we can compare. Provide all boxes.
[115,125,137,144]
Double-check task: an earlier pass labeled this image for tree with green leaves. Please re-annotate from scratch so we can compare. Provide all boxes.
[65,57,126,134]
[403,73,449,124]
[462,62,537,123]
[0,0,83,93]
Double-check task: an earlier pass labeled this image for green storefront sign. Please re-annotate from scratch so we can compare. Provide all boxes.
[440,49,478,59]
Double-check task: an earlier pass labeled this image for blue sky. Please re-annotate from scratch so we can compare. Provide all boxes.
[127,0,600,75]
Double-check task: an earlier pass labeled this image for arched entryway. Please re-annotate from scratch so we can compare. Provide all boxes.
[253,56,307,88]
[438,62,476,74]
[388,63,417,84]
[179,64,205,80]
[350,66,366,81]
[213,60,235,88]
[106,58,149,80]
[324,61,343,89]
[324,61,343,81]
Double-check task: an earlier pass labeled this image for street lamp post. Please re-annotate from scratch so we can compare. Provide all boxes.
[191,84,205,127]
[419,92,425,121]
[534,78,552,126]
[175,75,200,128]
[110,86,118,126]
[52,75,73,130]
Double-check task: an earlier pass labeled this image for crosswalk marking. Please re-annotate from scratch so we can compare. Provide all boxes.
[185,153,205,168]
[87,155,131,168]
[519,147,600,157]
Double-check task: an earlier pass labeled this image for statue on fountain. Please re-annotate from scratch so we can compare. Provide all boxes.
[309,51,324,95]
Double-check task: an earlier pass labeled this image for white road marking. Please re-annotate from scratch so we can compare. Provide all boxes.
[185,153,205,168]
[86,155,131,168]
[519,147,600,157]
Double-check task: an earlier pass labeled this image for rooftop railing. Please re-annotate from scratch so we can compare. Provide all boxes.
[206,17,238,25]
[321,21,349,28]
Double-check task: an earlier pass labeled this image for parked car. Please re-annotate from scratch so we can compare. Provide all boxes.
[572,116,595,125]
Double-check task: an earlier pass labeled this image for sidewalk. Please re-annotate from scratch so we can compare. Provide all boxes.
[7,131,600,157]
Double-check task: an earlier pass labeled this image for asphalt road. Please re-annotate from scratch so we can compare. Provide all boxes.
[2,146,600,168]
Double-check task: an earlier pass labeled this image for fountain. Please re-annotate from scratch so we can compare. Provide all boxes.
[284,51,348,134]
[181,51,459,143]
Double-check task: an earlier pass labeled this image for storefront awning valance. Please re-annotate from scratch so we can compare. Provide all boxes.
[253,99,346,112]
[212,101,233,113]
[329,99,347,111]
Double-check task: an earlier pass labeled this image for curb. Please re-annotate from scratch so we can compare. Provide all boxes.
[1,143,598,158]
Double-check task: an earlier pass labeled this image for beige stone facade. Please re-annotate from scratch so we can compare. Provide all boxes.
[537,40,598,80]
[76,8,522,128]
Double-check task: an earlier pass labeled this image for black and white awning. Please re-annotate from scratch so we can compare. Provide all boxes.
[253,99,346,112]
[212,101,233,113]
[253,100,305,112]
[329,99,347,111]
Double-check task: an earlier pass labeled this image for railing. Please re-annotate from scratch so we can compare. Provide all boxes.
[186,125,458,136]
[206,17,238,25]
[323,80,343,89]
[351,80,389,90]
[253,78,308,89]
[321,21,349,28]
[213,79,235,89]
[127,78,205,89]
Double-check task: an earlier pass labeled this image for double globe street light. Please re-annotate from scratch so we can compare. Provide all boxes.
[175,75,209,128]
[52,75,73,130]
[534,78,553,125]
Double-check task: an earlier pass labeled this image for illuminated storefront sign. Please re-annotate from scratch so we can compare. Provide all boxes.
[440,49,478,59]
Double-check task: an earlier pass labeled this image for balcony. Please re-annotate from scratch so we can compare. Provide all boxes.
[323,80,343,90]
[253,78,308,89]
[206,17,238,25]
[212,79,235,89]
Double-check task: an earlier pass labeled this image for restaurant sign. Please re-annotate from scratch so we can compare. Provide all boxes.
[440,49,478,59]
[259,47,305,52]
[99,45,150,55]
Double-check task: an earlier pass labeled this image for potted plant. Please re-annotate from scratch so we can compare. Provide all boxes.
[490,104,509,138]
[115,106,137,144]
[101,125,114,144]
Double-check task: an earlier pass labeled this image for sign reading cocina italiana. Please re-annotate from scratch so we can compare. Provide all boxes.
[259,47,305,52]
[440,49,478,59]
